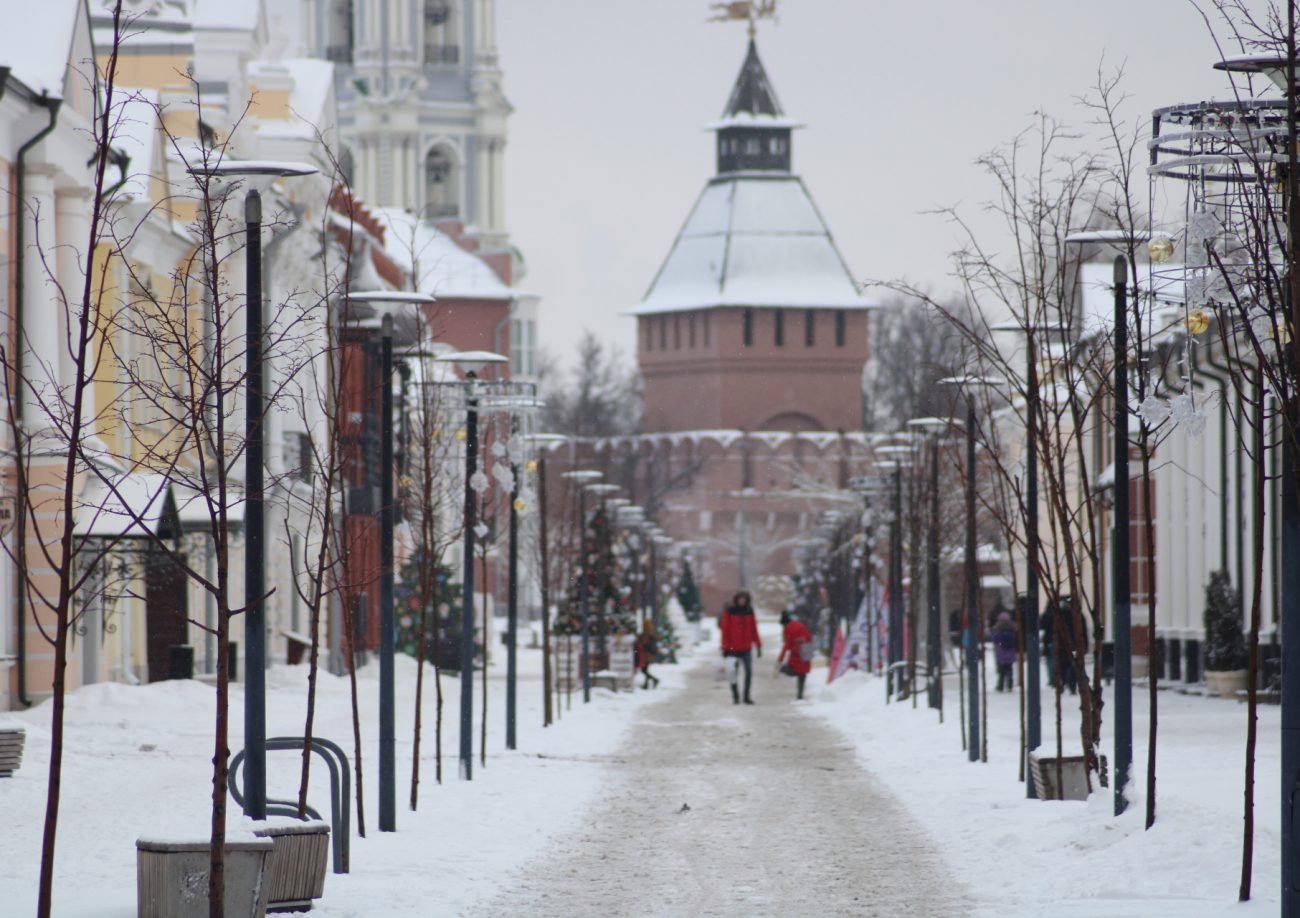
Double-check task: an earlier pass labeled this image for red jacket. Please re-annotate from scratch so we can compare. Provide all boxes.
[779,620,813,675]
[719,606,761,653]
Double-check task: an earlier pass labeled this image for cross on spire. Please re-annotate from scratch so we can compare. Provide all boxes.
[707,1,778,40]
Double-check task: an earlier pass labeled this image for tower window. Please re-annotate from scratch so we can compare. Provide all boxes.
[643,317,651,352]
[774,310,784,347]
[835,310,847,347]
[704,312,711,347]
[673,314,681,350]
[743,309,753,347]
[423,1,460,64]
[659,315,667,350]
[805,309,815,346]
[688,313,696,348]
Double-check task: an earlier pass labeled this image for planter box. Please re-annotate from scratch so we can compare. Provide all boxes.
[0,727,24,777]
[1205,668,1249,699]
[136,835,273,918]
[1029,753,1108,801]
[254,821,329,913]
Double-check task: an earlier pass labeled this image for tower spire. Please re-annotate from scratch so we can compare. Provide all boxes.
[712,36,794,174]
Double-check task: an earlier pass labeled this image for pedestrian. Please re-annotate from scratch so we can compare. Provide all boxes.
[777,610,813,700]
[720,590,762,704]
[636,620,660,689]
[991,609,1017,692]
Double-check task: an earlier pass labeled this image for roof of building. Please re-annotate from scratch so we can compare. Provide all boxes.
[0,0,82,97]
[631,174,868,314]
[724,39,783,120]
[372,208,516,302]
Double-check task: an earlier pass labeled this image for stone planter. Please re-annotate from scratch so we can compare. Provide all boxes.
[1028,752,1108,801]
[136,835,273,918]
[1205,668,1249,700]
[254,821,330,912]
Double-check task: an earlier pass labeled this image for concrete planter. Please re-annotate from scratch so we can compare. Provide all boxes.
[1028,752,1108,801]
[136,835,273,918]
[1205,668,1248,699]
[254,821,330,913]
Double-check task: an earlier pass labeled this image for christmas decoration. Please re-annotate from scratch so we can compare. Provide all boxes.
[394,551,462,667]
[1203,570,1248,672]
[553,507,637,637]
[675,560,704,623]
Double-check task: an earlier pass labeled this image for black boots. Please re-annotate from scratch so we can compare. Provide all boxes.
[731,685,740,704]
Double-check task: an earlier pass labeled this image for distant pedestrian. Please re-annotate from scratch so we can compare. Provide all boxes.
[720,590,762,704]
[991,609,1017,692]
[636,620,660,689]
[777,610,813,699]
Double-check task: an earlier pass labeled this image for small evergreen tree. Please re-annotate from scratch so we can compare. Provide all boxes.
[1204,570,1248,671]
[676,560,704,623]
[395,551,461,664]
[554,507,636,636]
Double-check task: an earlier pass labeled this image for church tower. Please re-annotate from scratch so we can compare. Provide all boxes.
[296,0,511,246]
[633,38,870,434]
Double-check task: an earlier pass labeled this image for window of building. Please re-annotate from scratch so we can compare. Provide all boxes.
[424,145,459,219]
[805,309,815,346]
[643,317,651,352]
[688,313,696,348]
[659,315,667,350]
[835,310,846,347]
[774,310,784,347]
[743,308,753,347]
[423,1,460,64]
[704,311,711,347]
[673,314,681,350]
[325,0,354,62]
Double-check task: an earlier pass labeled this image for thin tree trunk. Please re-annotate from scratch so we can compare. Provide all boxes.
[1240,377,1266,900]
[480,549,489,768]
[340,593,366,836]
[1142,444,1158,830]
[210,616,230,918]
[958,643,967,751]
[411,602,427,810]
[37,611,71,918]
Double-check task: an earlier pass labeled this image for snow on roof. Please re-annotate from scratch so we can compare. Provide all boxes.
[372,208,516,302]
[631,175,868,315]
[283,58,333,126]
[107,89,162,202]
[0,0,81,97]
[705,112,803,131]
[73,473,171,539]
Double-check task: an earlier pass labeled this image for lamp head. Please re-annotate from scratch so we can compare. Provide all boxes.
[435,350,508,376]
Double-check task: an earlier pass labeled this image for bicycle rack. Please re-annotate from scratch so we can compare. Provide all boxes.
[229,736,351,874]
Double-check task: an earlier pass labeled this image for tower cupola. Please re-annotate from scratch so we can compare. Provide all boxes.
[711,39,797,174]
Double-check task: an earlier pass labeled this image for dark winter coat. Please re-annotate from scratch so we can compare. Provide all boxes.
[720,605,762,653]
[779,619,813,675]
[636,633,658,670]
[991,612,1017,666]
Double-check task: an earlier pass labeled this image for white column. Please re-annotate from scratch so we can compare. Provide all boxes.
[56,187,94,432]
[21,167,61,446]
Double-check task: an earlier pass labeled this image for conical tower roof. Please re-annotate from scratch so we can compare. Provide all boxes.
[630,40,865,316]
[724,39,783,118]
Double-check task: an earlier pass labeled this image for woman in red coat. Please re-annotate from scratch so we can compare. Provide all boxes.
[719,591,761,704]
[778,611,813,699]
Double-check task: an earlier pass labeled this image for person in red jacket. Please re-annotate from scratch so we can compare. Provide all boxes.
[719,591,761,704]
[778,610,813,699]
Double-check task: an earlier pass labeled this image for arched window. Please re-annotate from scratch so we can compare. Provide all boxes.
[326,0,354,62]
[423,1,460,65]
[423,146,459,219]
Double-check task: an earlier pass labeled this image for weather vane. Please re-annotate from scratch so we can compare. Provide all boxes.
[707,1,778,40]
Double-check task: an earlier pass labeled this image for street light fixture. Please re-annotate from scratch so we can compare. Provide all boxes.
[346,290,436,831]
[874,453,912,700]
[909,416,953,715]
[187,158,317,822]
[524,433,567,727]
[561,470,603,702]
[434,349,508,781]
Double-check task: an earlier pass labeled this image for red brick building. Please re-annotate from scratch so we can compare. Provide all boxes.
[559,39,874,614]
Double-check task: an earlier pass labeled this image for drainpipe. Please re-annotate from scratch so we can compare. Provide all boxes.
[13,91,62,707]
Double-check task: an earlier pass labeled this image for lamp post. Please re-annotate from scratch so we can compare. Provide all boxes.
[525,433,567,728]
[435,350,508,781]
[561,470,603,702]
[876,444,914,700]
[939,375,1004,763]
[908,417,951,715]
[188,160,317,821]
[347,291,436,831]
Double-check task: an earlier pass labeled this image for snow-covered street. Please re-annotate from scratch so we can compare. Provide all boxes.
[0,626,1280,916]
[476,655,968,917]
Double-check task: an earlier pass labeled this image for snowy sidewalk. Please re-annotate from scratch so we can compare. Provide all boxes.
[475,655,969,917]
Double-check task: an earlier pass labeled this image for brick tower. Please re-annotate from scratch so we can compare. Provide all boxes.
[633,39,870,434]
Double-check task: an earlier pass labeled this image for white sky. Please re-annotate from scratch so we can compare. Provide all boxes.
[497,0,1266,370]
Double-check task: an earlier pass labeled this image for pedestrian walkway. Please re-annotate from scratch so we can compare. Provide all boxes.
[475,656,970,917]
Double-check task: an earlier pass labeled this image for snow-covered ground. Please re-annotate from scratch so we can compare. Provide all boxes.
[0,627,1281,917]
[804,655,1280,918]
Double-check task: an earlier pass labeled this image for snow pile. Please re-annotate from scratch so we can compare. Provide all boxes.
[804,665,1279,917]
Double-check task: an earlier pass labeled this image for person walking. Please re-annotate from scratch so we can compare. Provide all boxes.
[778,610,813,700]
[636,620,660,689]
[991,608,1017,692]
[720,590,762,704]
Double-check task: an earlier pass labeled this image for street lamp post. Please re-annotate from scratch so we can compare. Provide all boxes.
[561,470,603,702]
[348,291,436,831]
[526,434,567,728]
[876,444,913,701]
[188,160,317,821]
[1110,254,1133,816]
[908,418,952,715]
[435,350,508,781]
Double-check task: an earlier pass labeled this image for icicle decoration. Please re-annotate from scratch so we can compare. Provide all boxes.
[1137,395,1171,428]
[469,470,490,494]
[474,522,490,540]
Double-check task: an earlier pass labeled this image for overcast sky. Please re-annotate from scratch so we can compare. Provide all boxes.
[496,0,1263,371]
